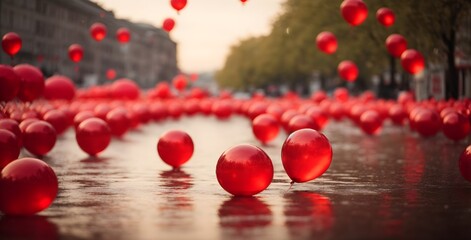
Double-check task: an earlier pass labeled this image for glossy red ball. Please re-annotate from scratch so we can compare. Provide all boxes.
[212,100,233,120]
[0,158,58,215]
[389,104,408,126]
[252,114,280,144]
[73,111,95,129]
[171,0,187,12]
[44,75,76,101]
[281,129,332,183]
[0,65,20,102]
[43,110,69,135]
[157,130,194,168]
[106,108,130,137]
[76,118,111,156]
[13,64,44,102]
[288,115,319,133]
[216,144,273,196]
[316,31,337,54]
[111,78,139,100]
[338,60,359,82]
[1,32,22,57]
[386,34,407,58]
[172,74,188,91]
[0,119,22,147]
[23,121,57,156]
[414,109,441,138]
[68,44,83,63]
[306,106,329,130]
[401,49,425,74]
[90,22,107,41]
[376,7,395,27]
[340,0,368,26]
[116,28,130,43]
[163,18,175,32]
[442,111,470,142]
[359,110,383,135]
[0,129,20,169]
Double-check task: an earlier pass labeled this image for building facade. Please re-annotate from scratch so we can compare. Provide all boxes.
[0,0,178,88]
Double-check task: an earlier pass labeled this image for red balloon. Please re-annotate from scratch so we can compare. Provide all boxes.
[288,115,319,133]
[23,121,57,156]
[68,44,83,63]
[76,118,111,156]
[0,119,22,147]
[106,69,116,80]
[1,32,22,57]
[44,75,76,101]
[376,7,395,27]
[442,111,470,142]
[401,49,425,74]
[0,158,58,215]
[281,129,332,183]
[43,110,69,135]
[0,129,20,169]
[316,31,338,54]
[13,64,44,102]
[162,18,175,32]
[157,130,194,168]
[338,60,359,82]
[90,23,107,41]
[106,108,130,137]
[252,114,280,145]
[0,65,20,102]
[414,109,441,138]
[172,74,188,91]
[216,144,273,196]
[116,28,131,43]
[111,78,140,100]
[171,0,187,12]
[359,110,383,135]
[340,0,368,26]
[386,34,407,58]
[459,145,471,182]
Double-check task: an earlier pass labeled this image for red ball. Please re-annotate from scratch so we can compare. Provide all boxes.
[163,18,176,32]
[44,75,76,101]
[23,121,57,156]
[106,68,116,80]
[0,65,20,102]
[359,110,383,135]
[459,145,471,182]
[171,0,187,12]
[389,104,408,126]
[288,115,319,133]
[1,32,22,57]
[316,31,337,54]
[401,49,425,74]
[43,110,69,135]
[334,87,349,102]
[0,158,58,215]
[216,144,273,196]
[106,108,130,137]
[0,129,20,169]
[252,114,280,144]
[111,78,140,100]
[116,28,130,43]
[376,7,395,27]
[442,111,470,142]
[76,118,111,156]
[414,109,441,138]
[0,119,22,147]
[281,129,332,183]
[212,100,233,120]
[338,60,359,82]
[13,64,44,102]
[157,130,194,168]
[306,106,329,130]
[172,74,188,91]
[68,44,83,63]
[19,118,38,133]
[73,111,95,129]
[340,0,368,26]
[90,22,107,41]
[386,34,407,58]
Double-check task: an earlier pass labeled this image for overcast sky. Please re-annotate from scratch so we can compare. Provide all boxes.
[94,0,285,73]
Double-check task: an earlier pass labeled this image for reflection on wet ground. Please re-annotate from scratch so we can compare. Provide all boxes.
[3,115,471,239]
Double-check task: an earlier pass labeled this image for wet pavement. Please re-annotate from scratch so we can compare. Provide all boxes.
[1,115,470,240]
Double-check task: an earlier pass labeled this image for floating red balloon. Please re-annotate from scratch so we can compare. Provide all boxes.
[68,44,83,63]
[252,114,280,145]
[376,7,395,27]
[359,110,383,135]
[340,0,368,26]
[116,28,130,44]
[281,129,332,183]
[173,74,188,91]
[459,145,471,182]
[338,60,359,82]
[386,34,407,58]
[111,78,140,100]
[0,158,58,215]
[76,118,111,156]
[216,144,273,196]
[106,69,116,80]
[44,75,76,101]
[162,18,175,32]
[13,64,44,102]
[157,130,194,168]
[401,49,425,74]
[316,31,338,54]
[0,65,20,102]
[1,32,22,57]
[23,121,57,156]
[0,129,20,169]
[442,111,470,142]
[90,23,107,41]
[171,0,187,13]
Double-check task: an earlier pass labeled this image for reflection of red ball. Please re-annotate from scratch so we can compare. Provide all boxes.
[252,114,280,144]
[216,144,273,196]
[44,75,76,101]
[23,121,57,156]
[76,118,111,156]
[157,130,194,168]
[459,145,471,182]
[13,64,44,102]
[281,129,332,183]
[442,111,470,142]
[0,65,20,102]
[359,110,383,135]
[0,129,20,169]
[0,158,58,215]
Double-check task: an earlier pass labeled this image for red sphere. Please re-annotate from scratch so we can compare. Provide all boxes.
[1,32,22,57]
[401,49,425,74]
[359,110,383,135]
[388,104,408,126]
[442,111,470,142]
[376,7,395,27]
[171,0,187,12]
[0,65,20,102]
[19,118,38,133]
[76,118,111,156]
[13,64,44,102]
[212,100,233,120]
[0,158,58,215]
[316,31,337,54]
[157,130,194,168]
[116,28,131,43]
[106,108,130,137]
[281,129,332,183]
[288,115,319,133]
[44,75,76,101]
[73,111,95,129]
[43,110,69,135]
[0,119,22,147]
[386,34,407,58]
[252,114,280,144]
[340,0,368,26]
[106,68,116,80]
[0,129,20,169]
[459,145,471,182]
[306,106,329,130]
[172,74,188,91]
[216,144,273,196]
[163,18,175,32]
[23,121,57,156]
[68,44,83,63]
[90,23,107,41]
[414,109,441,138]
[338,60,359,82]
[334,87,349,102]
[111,78,140,100]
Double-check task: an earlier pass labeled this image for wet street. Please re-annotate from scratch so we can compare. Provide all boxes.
[1,115,470,240]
